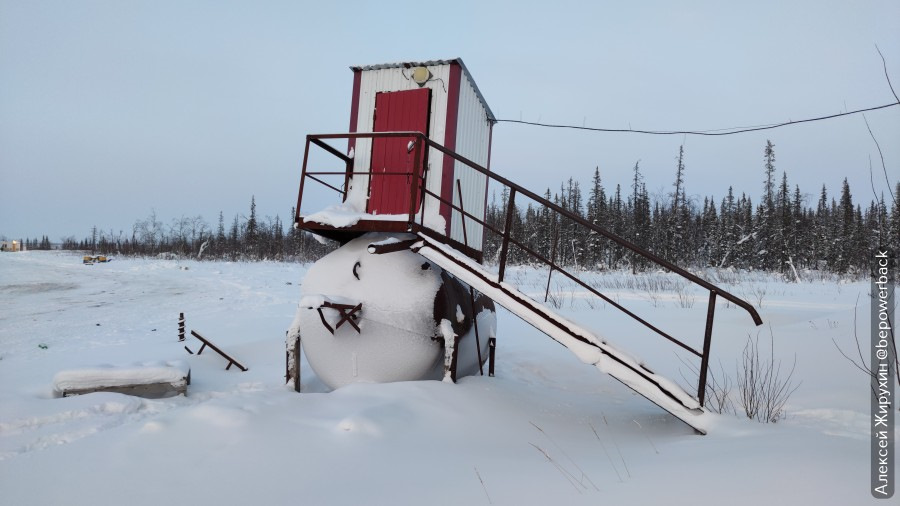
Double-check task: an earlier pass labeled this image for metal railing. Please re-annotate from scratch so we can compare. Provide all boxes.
[295,132,431,230]
[294,131,763,406]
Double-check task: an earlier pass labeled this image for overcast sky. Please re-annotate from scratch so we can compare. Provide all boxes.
[1,0,898,241]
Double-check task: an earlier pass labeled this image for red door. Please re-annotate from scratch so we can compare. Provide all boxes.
[368,88,430,215]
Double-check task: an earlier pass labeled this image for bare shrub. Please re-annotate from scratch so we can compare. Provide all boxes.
[644,288,661,308]
[675,285,696,308]
[546,290,563,309]
[742,284,767,308]
[706,268,740,285]
[678,356,735,415]
[700,361,735,415]
[832,294,899,398]
[737,328,800,423]
[544,281,571,310]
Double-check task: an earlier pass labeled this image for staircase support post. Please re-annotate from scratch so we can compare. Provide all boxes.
[408,136,422,223]
[698,291,717,406]
[544,230,558,302]
[454,179,485,375]
[497,189,516,282]
[295,137,312,226]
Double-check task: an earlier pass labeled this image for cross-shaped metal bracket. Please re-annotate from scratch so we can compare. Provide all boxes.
[316,301,362,335]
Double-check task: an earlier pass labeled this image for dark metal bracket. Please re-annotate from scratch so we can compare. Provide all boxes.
[187,330,248,371]
[316,301,363,335]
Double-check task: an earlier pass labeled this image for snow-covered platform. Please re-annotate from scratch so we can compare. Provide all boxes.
[53,360,191,399]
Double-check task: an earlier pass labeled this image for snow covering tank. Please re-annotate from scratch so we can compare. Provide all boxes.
[289,233,495,389]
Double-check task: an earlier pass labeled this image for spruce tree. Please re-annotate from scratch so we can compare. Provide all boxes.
[585,167,607,267]
[852,205,866,270]
[627,161,651,270]
[813,185,830,269]
[835,178,854,273]
[566,178,585,267]
[736,194,754,269]
[717,187,737,267]
[776,172,793,275]
[539,189,555,262]
[229,215,240,260]
[287,206,302,259]
[273,215,284,260]
[791,185,806,269]
[701,196,719,266]
[246,196,258,258]
[610,185,624,268]
[216,211,226,258]
[670,145,687,262]
[756,140,778,270]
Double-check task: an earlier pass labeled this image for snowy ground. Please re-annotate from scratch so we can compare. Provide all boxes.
[0,251,893,505]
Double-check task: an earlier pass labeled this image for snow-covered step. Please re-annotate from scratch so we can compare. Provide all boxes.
[411,234,711,434]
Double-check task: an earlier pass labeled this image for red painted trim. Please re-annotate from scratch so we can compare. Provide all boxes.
[348,69,362,154]
[440,62,462,235]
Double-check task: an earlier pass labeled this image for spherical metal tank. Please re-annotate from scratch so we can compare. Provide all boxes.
[292,233,495,389]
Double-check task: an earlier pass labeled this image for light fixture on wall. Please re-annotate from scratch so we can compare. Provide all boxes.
[410,66,431,87]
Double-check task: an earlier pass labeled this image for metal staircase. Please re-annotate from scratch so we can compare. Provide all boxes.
[294,131,763,433]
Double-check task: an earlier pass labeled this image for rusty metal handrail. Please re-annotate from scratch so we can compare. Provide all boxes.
[294,131,763,406]
[296,132,429,228]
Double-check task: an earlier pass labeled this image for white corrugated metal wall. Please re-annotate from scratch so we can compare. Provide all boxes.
[349,61,493,254]
[448,71,491,252]
[351,64,451,226]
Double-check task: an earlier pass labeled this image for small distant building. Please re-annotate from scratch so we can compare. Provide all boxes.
[1,240,21,252]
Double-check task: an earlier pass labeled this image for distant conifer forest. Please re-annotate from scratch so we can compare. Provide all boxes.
[18,141,899,277]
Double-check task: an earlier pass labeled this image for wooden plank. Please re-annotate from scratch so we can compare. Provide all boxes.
[62,381,187,399]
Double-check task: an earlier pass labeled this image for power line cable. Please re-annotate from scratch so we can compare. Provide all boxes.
[495,101,899,137]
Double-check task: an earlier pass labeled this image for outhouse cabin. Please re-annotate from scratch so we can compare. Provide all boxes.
[296,58,495,262]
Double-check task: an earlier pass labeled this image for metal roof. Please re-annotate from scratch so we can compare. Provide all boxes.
[350,58,495,122]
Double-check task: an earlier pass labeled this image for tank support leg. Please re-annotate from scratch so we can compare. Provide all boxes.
[286,330,301,392]
[488,337,496,377]
[469,288,484,375]
[448,333,462,383]
[440,322,462,383]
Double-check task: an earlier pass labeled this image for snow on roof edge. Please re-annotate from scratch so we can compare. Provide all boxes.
[349,58,496,122]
